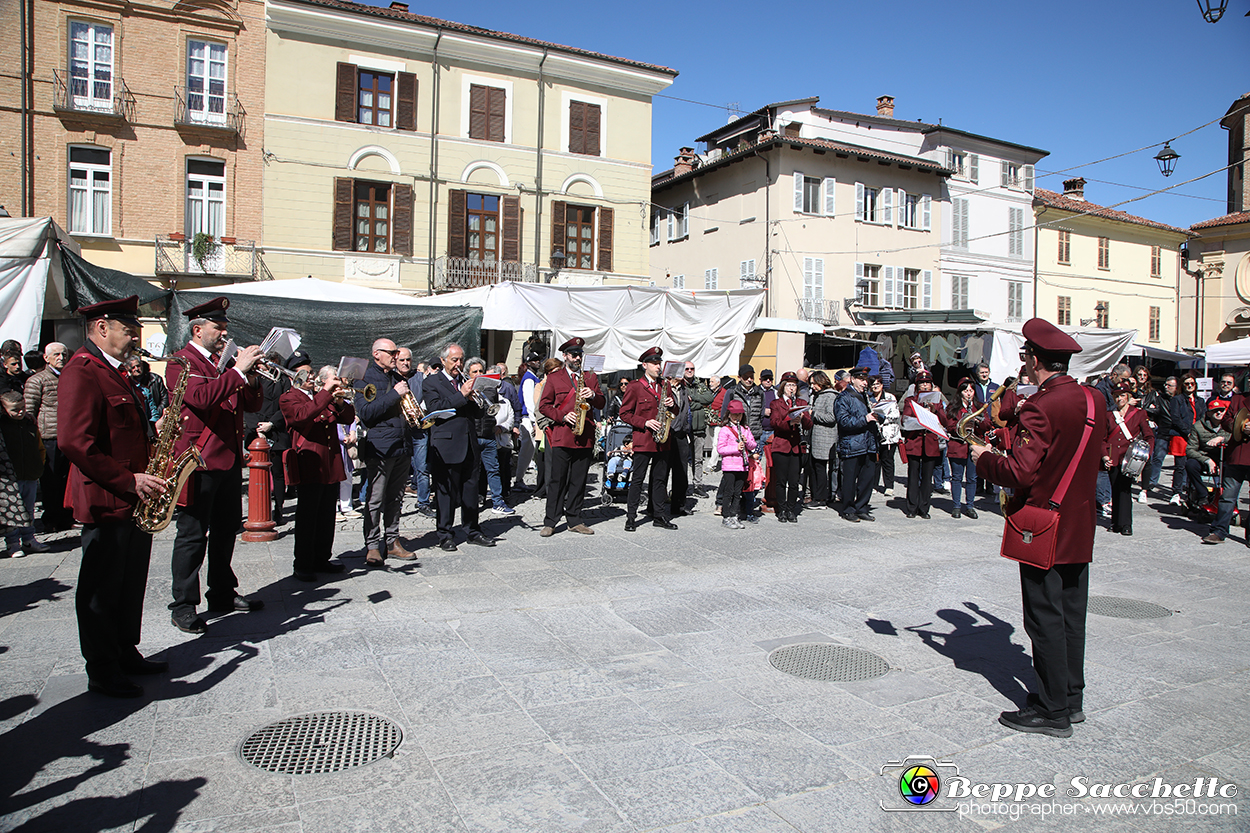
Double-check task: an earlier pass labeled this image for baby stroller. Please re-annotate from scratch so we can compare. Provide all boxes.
[599,420,634,506]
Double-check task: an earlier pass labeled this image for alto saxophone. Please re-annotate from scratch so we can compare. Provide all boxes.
[573,371,590,435]
[134,350,204,533]
[653,379,675,444]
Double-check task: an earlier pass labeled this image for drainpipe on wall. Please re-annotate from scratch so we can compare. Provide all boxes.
[762,151,771,319]
[19,0,28,215]
[534,49,548,282]
[426,28,443,296]
[1175,243,1183,351]
[1033,207,1043,319]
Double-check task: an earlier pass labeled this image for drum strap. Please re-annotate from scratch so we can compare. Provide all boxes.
[1114,411,1134,441]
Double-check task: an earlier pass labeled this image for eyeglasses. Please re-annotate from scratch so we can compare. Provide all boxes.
[1018,349,1031,362]
[376,349,400,356]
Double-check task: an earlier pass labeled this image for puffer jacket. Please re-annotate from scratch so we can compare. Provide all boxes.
[23,367,59,440]
[809,388,839,461]
[720,382,766,440]
[1187,414,1230,467]
[834,386,875,458]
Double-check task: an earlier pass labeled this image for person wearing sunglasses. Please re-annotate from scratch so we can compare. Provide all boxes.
[1167,374,1206,506]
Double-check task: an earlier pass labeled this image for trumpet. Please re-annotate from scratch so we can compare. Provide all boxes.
[400,390,425,427]
[255,357,310,387]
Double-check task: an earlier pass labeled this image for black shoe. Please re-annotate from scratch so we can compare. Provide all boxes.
[1109,525,1122,534]
[293,570,317,582]
[652,519,678,530]
[904,512,916,519]
[319,561,347,574]
[439,539,458,552]
[857,513,875,522]
[998,706,1072,738]
[208,595,264,613]
[120,653,168,675]
[842,513,860,523]
[171,610,207,634]
[918,512,931,520]
[1121,528,1133,536]
[467,535,496,548]
[1069,709,1085,723]
[964,508,978,519]
[624,519,637,532]
[88,673,143,698]
[951,509,961,519]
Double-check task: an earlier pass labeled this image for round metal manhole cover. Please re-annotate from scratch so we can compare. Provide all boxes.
[240,711,402,775]
[1088,596,1172,619]
[768,643,890,682]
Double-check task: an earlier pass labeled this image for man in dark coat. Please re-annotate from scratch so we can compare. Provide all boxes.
[423,343,492,550]
[973,318,1108,738]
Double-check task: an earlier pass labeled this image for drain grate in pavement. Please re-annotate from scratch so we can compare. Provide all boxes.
[768,643,890,682]
[1088,596,1172,619]
[239,711,402,775]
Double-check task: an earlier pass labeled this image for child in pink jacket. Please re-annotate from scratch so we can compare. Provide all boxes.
[716,400,757,529]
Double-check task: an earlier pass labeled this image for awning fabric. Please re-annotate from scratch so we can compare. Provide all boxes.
[1204,337,1250,366]
[59,245,170,316]
[0,217,79,350]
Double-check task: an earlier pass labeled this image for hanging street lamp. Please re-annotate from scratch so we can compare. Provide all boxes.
[1195,0,1228,22]
[1154,142,1180,177]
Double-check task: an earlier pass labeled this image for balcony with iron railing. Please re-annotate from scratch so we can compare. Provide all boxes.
[155,234,272,281]
[52,70,135,121]
[434,256,538,292]
[173,86,245,137]
[796,297,840,326]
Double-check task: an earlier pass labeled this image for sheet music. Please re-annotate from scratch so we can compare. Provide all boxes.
[337,357,369,382]
[258,327,301,363]
[906,400,949,439]
[216,339,237,373]
[662,361,684,379]
[582,353,606,373]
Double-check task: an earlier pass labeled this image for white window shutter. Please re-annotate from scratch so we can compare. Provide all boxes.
[794,171,804,213]
[883,265,895,308]
[814,258,824,299]
[740,260,747,283]
[855,183,865,221]
[969,154,979,183]
[882,187,893,225]
[855,261,865,303]
[960,199,970,246]
[1024,164,1034,192]
[681,203,689,237]
[945,149,954,170]
[1001,160,1010,187]
[921,194,931,230]
[667,212,674,241]
[922,270,932,309]
[822,177,836,216]
[897,189,908,226]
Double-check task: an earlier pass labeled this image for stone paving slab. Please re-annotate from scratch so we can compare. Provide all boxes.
[1,482,1247,831]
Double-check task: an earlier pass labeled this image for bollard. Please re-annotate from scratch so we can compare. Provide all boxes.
[242,435,278,542]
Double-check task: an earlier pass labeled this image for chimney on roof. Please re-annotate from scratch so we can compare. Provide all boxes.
[674,147,696,176]
[389,1,408,10]
[876,95,895,118]
[1063,177,1086,201]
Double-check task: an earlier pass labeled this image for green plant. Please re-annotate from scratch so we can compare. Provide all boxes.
[191,232,218,271]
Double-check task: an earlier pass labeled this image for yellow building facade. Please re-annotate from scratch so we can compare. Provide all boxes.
[262,0,676,294]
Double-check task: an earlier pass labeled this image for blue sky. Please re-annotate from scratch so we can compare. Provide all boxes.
[367,0,1248,229]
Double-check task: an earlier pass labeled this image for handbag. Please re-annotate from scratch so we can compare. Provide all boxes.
[1000,387,1096,570]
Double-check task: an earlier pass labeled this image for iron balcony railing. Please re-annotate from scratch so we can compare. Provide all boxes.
[52,69,135,121]
[434,256,538,292]
[796,297,839,326]
[154,235,271,280]
[173,85,245,137]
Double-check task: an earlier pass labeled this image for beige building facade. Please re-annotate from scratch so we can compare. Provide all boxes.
[262,0,675,296]
[1,0,269,305]
[1033,179,1189,350]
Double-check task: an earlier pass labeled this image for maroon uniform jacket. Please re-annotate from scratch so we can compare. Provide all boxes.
[538,367,605,449]
[901,396,947,458]
[944,401,991,460]
[279,387,355,485]
[769,396,812,454]
[57,343,152,523]
[977,374,1108,565]
[1104,406,1154,468]
[619,376,676,453]
[1220,393,1250,465]
[166,343,263,473]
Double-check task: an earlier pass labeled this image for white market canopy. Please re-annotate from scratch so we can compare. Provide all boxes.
[1203,337,1250,366]
[0,217,79,350]
[197,276,429,305]
[415,283,765,376]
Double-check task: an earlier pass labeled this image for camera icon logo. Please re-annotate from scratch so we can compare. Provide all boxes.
[880,756,959,812]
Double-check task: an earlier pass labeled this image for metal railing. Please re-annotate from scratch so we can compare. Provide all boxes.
[154,235,270,280]
[52,70,135,121]
[434,256,538,292]
[796,297,839,326]
[173,85,245,137]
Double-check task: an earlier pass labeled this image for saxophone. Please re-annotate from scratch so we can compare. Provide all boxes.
[653,379,675,444]
[573,371,590,435]
[134,350,204,533]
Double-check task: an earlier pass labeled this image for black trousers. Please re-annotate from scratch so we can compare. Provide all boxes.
[719,470,745,517]
[840,453,877,515]
[41,437,73,528]
[879,446,896,492]
[293,482,339,570]
[811,456,831,504]
[772,451,803,512]
[497,446,513,503]
[905,455,937,515]
[170,467,242,614]
[78,521,152,679]
[1020,561,1089,719]
[669,432,690,515]
[431,445,482,543]
[1109,466,1134,531]
[627,450,669,523]
[545,446,592,528]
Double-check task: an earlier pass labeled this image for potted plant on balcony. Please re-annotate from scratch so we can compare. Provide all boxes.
[191,232,218,272]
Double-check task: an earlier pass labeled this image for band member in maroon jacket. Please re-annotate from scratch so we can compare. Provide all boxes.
[901,370,946,519]
[279,358,356,580]
[58,296,169,697]
[537,337,604,537]
[769,371,813,523]
[1207,388,1250,543]
[166,297,265,636]
[944,378,990,519]
[619,347,678,532]
[1102,379,1153,536]
[973,318,1108,738]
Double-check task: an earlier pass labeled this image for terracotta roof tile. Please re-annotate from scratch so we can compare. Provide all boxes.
[1191,211,1250,231]
[1033,188,1192,236]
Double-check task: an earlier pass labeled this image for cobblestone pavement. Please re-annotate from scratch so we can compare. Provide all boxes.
[1,475,1247,831]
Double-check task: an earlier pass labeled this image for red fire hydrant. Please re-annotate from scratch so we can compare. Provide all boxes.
[242,435,278,542]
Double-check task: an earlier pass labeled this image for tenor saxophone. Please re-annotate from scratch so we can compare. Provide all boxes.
[134,350,204,533]
[653,379,675,444]
[573,371,590,435]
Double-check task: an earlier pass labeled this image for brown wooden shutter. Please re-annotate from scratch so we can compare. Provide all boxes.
[335,62,357,123]
[597,206,614,273]
[332,177,354,251]
[501,195,520,263]
[550,200,567,260]
[488,87,505,142]
[568,101,584,154]
[447,189,467,258]
[585,103,601,157]
[396,72,417,131]
[393,184,414,256]
[468,85,487,140]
